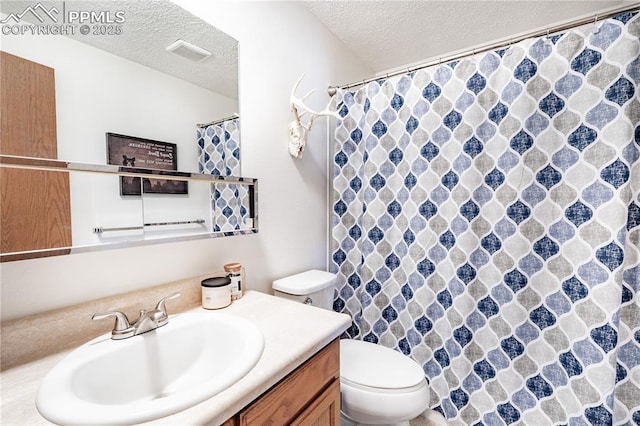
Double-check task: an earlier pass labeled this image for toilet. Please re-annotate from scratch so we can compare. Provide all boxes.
[273,270,447,426]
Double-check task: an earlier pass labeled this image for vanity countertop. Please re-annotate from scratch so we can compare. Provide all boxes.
[0,290,352,425]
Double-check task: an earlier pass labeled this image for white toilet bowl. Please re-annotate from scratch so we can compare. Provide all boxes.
[339,339,430,425]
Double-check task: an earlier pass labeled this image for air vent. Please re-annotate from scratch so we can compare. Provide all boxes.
[165,39,211,62]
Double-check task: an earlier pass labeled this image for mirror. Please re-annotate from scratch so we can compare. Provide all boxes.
[0,1,253,261]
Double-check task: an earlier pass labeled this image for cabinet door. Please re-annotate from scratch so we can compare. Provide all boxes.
[290,378,340,426]
[238,339,339,426]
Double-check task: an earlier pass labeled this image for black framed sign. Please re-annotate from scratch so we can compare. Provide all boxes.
[106,133,188,196]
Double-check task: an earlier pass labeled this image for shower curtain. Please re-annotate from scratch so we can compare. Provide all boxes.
[197,118,248,231]
[331,11,639,425]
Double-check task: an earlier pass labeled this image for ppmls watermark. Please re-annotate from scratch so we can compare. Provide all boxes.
[1,2,125,36]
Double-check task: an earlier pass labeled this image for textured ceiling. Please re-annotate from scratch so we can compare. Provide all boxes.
[303,0,629,79]
[0,0,238,98]
[3,1,632,97]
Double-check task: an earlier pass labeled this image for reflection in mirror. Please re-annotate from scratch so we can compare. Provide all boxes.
[0,1,252,261]
[196,114,247,234]
[0,0,239,167]
[197,114,241,176]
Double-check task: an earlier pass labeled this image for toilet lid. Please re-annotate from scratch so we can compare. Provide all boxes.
[340,339,425,390]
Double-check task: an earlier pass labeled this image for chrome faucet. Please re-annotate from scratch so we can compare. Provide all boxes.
[92,292,181,340]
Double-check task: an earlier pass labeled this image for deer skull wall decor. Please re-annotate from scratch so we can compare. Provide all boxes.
[289,74,340,159]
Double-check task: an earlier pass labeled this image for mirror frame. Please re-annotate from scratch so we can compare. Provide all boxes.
[0,154,258,262]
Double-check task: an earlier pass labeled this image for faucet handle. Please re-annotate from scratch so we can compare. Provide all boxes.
[92,311,134,339]
[155,292,181,315]
[92,311,131,330]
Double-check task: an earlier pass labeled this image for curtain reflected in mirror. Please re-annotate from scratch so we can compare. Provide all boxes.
[197,116,251,232]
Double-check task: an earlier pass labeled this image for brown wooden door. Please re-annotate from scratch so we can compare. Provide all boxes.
[1,51,71,259]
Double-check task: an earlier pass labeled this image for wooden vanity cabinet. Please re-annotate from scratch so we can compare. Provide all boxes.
[223,338,341,426]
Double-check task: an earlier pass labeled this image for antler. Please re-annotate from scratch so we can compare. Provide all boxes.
[288,74,340,159]
[291,74,341,125]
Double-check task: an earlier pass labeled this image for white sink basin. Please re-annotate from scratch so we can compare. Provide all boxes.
[36,312,264,425]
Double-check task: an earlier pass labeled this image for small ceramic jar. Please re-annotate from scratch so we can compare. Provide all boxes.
[201,276,232,309]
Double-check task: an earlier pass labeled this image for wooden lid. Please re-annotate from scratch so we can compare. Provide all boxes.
[224,262,242,273]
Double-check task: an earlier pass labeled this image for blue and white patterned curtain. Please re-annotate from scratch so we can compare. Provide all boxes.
[197,118,249,231]
[331,12,639,425]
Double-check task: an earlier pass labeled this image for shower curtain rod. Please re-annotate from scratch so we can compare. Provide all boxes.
[196,112,239,128]
[327,2,640,96]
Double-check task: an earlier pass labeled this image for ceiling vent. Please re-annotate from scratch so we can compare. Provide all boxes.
[166,39,212,62]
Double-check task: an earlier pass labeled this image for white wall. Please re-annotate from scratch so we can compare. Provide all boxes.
[0,2,372,321]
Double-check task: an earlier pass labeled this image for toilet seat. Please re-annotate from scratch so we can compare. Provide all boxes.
[340,339,425,391]
[339,339,430,425]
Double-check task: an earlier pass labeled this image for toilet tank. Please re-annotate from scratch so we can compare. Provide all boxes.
[272,270,337,310]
